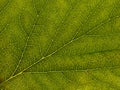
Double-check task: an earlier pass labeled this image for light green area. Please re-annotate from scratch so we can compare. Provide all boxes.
[0,0,120,90]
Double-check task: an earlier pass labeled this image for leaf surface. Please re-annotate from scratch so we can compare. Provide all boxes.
[0,0,120,90]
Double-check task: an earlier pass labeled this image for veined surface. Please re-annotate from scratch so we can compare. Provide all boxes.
[0,0,120,90]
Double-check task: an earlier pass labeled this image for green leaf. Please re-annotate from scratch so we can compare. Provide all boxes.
[0,0,120,90]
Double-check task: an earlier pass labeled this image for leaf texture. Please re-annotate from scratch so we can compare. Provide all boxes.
[0,0,120,90]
